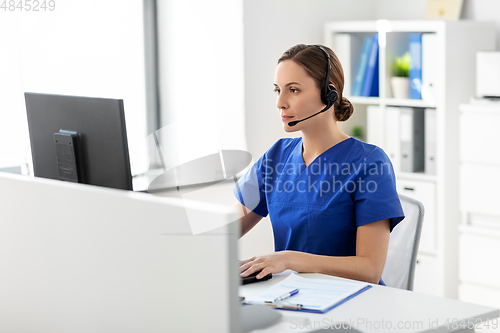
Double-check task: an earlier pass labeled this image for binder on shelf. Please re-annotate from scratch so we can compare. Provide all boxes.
[421,33,438,104]
[333,34,353,97]
[385,107,401,173]
[409,33,423,100]
[425,108,437,175]
[367,105,384,148]
[352,36,373,96]
[400,107,425,172]
[243,273,371,314]
[361,34,379,97]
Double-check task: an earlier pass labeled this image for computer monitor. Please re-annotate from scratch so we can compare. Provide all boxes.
[25,92,133,190]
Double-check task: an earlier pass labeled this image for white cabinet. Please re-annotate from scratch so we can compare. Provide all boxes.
[461,164,500,216]
[459,103,500,309]
[413,254,442,296]
[324,20,496,298]
[460,229,500,289]
[459,105,500,165]
[397,179,436,255]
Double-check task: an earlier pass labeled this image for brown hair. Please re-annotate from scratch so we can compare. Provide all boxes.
[278,44,354,122]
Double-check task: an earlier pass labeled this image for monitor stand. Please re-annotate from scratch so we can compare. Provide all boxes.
[53,130,85,183]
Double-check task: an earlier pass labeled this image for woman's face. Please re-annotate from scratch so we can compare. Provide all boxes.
[274,60,326,132]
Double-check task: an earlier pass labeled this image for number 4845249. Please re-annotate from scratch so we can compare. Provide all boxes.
[1,0,56,11]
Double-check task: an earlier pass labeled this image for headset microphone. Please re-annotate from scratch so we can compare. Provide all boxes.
[287,45,338,127]
[288,105,330,127]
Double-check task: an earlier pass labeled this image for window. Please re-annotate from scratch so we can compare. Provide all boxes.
[0,0,149,175]
[155,0,246,168]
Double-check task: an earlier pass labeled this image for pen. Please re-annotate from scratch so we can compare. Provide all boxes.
[273,288,299,302]
[263,303,303,310]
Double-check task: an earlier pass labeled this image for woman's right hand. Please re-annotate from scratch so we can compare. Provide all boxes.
[239,256,256,273]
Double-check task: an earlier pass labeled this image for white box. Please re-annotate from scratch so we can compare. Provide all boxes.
[477,52,500,98]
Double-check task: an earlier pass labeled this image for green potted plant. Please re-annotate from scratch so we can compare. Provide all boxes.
[352,125,364,141]
[391,52,410,99]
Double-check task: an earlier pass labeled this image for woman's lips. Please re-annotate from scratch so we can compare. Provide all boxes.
[281,116,294,122]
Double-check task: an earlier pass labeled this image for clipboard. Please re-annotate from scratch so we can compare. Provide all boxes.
[243,273,373,313]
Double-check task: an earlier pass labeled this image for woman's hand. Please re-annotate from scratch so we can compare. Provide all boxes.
[240,251,293,279]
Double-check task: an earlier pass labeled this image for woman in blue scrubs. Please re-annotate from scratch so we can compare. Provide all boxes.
[236,44,404,285]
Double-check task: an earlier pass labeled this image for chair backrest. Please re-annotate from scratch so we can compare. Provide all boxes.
[381,194,425,291]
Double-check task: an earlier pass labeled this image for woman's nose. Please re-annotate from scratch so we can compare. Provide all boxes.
[276,93,287,110]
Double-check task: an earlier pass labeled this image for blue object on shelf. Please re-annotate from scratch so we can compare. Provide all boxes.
[352,36,373,96]
[361,34,379,97]
[409,33,422,99]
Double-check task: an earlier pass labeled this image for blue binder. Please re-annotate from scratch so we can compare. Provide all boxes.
[361,34,379,97]
[352,36,373,96]
[409,33,422,99]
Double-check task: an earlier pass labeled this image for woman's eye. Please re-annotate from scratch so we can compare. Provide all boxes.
[274,89,280,95]
[290,88,299,93]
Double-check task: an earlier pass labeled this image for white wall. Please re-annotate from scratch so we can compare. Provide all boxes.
[375,0,500,47]
[156,0,246,167]
[460,0,500,47]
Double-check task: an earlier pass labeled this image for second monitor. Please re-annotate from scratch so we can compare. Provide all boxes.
[25,92,133,191]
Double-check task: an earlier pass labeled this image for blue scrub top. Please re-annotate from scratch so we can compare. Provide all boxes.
[233,137,405,285]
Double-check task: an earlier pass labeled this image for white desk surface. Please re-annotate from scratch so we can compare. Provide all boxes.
[240,271,499,333]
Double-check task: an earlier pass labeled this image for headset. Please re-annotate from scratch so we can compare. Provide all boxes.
[314,45,339,108]
[288,45,339,127]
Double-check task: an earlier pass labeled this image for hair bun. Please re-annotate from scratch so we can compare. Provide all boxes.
[335,97,354,122]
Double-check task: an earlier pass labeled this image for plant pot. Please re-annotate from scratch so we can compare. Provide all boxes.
[391,77,410,99]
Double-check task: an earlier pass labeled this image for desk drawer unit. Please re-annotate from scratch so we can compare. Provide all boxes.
[459,103,500,316]
[396,179,437,255]
[459,227,500,290]
[460,164,500,217]
[413,254,441,295]
[459,283,500,311]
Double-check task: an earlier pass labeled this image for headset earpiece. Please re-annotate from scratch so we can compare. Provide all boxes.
[326,85,338,106]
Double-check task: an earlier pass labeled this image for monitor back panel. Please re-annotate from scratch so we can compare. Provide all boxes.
[0,173,240,333]
[25,92,133,190]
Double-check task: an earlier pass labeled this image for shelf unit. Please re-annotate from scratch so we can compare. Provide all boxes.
[324,20,496,298]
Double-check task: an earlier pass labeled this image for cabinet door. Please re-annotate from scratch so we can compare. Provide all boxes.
[459,283,500,312]
[460,164,500,217]
[460,231,500,289]
[460,109,500,165]
[397,179,437,255]
[413,254,442,296]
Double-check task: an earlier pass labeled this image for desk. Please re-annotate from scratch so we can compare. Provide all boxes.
[240,271,499,333]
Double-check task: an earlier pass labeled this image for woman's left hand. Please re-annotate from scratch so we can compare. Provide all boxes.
[240,251,293,279]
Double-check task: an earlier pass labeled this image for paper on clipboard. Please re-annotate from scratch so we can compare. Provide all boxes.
[243,273,372,313]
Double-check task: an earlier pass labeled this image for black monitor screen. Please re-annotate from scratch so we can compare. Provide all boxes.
[25,92,132,190]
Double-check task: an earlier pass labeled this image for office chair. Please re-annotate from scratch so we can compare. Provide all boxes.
[381,194,425,291]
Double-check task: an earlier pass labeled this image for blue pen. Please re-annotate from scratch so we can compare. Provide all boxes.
[274,288,299,302]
